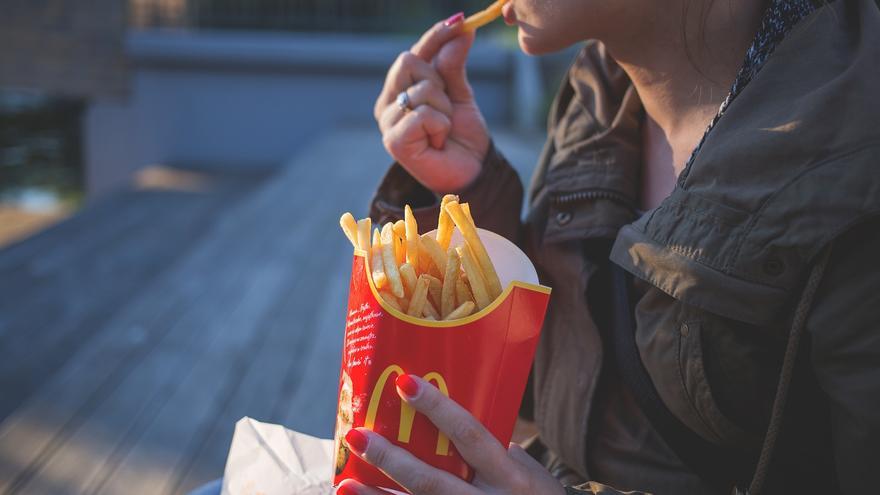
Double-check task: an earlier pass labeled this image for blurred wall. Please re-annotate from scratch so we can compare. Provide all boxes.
[85,31,516,196]
[0,0,129,98]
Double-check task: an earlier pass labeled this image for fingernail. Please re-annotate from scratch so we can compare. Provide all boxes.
[336,483,359,495]
[396,374,420,398]
[345,429,369,455]
[444,12,465,27]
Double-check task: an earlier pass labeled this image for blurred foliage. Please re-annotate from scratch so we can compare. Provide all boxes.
[0,92,85,207]
[134,0,497,34]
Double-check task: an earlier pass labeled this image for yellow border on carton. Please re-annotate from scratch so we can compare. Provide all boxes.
[353,249,551,328]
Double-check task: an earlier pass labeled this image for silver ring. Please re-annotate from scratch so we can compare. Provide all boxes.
[396,90,412,113]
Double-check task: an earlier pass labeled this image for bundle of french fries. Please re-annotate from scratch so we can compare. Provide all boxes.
[339,195,503,322]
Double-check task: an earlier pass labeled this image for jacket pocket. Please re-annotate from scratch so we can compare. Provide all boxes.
[676,321,757,450]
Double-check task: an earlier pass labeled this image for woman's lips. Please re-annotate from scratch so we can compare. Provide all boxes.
[502,1,517,25]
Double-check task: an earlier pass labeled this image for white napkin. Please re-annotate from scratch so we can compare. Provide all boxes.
[221,417,335,495]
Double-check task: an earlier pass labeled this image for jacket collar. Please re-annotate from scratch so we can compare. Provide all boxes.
[611,0,880,325]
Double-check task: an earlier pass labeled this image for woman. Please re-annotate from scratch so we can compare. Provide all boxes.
[339,0,880,493]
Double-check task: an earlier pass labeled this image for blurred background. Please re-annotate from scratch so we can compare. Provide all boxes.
[0,1,577,494]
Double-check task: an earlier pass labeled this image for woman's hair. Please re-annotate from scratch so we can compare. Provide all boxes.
[681,0,721,83]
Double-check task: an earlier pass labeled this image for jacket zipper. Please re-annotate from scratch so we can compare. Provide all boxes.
[552,189,637,212]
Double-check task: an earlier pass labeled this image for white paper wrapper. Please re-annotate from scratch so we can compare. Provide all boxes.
[221,417,334,495]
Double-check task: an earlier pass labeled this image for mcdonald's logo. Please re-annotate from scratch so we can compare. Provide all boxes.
[363,364,451,456]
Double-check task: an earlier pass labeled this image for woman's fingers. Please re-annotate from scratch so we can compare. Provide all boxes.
[411,18,466,62]
[433,29,476,103]
[375,52,445,122]
[395,375,514,486]
[411,16,476,103]
[378,79,454,133]
[345,428,479,495]
[335,478,384,495]
[383,105,452,157]
[407,79,454,117]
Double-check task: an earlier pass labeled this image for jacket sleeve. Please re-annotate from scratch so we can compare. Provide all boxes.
[807,217,880,493]
[368,142,524,244]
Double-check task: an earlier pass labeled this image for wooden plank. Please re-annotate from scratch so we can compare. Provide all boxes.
[0,184,260,423]
[0,176,287,494]
[87,166,340,495]
[0,181,262,494]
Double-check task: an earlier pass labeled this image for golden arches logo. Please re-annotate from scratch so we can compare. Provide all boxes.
[363,365,451,456]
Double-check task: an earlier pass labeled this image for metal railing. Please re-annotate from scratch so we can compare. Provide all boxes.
[130,0,488,34]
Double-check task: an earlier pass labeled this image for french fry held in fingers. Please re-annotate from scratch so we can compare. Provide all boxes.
[463,0,509,31]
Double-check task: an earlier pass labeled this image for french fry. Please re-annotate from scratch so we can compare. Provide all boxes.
[419,234,448,279]
[436,194,459,250]
[445,201,503,299]
[456,277,476,307]
[381,223,405,298]
[407,275,430,317]
[379,290,404,312]
[463,0,508,31]
[393,220,407,265]
[445,301,476,320]
[423,299,441,320]
[423,274,443,309]
[405,205,419,271]
[461,202,474,225]
[418,241,444,279]
[371,229,388,289]
[339,213,359,249]
[357,218,372,252]
[457,246,491,310]
[399,263,418,296]
[441,249,460,318]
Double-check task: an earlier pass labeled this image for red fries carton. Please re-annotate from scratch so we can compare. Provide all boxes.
[332,229,551,492]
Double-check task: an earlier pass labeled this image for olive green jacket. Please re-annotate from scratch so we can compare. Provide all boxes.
[371,0,880,492]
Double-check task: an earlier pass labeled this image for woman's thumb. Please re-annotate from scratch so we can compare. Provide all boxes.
[434,30,476,103]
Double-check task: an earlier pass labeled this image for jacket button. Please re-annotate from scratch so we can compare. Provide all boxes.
[680,323,690,337]
[555,211,572,225]
[763,257,785,276]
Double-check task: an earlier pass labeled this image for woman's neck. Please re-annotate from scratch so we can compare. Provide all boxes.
[603,0,766,174]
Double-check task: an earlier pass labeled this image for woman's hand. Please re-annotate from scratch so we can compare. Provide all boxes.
[374,15,491,194]
[337,375,565,495]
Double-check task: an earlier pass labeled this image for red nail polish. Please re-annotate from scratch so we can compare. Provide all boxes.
[444,12,465,26]
[336,483,359,495]
[396,374,420,398]
[345,429,369,455]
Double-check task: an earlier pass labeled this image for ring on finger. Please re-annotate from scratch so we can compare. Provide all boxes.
[396,89,413,113]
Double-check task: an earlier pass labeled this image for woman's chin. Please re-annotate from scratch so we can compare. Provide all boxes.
[518,32,541,55]
[518,32,552,55]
